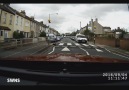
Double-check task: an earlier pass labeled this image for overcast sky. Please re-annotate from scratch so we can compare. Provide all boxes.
[10,4,129,34]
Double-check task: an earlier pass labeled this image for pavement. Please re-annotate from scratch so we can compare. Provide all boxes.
[0,41,51,58]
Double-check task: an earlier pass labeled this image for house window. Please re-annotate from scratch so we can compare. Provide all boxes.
[9,15,13,25]
[25,21,29,26]
[3,13,7,24]
[16,16,18,25]
[4,31,8,38]
[0,31,3,36]
[21,18,23,26]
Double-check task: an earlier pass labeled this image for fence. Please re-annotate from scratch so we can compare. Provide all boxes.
[95,37,129,50]
[0,37,46,50]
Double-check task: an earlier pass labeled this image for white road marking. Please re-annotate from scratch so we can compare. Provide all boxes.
[67,43,72,45]
[105,48,111,52]
[61,47,70,51]
[82,44,89,47]
[48,46,55,54]
[3,45,41,58]
[59,43,64,45]
[111,52,129,59]
[79,47,90,55]
[95,48,103,52]
[89,44,95,47]
[105,48,129,59]
[75,43,80,46]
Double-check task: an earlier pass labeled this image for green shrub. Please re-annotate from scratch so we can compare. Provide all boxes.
[39,31,46,37]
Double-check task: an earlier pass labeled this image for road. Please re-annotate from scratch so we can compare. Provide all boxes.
[0,37,129,61]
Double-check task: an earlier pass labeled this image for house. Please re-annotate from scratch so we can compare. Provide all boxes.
[103,27,111,34]
[88,18,104,34]
[13,10,25,36]
[0,3,59,40]
[0,3,15,41]
[30,16,37,38]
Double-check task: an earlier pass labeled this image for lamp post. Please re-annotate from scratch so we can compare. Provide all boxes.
[48,13,58,23]
[47,13,58,45]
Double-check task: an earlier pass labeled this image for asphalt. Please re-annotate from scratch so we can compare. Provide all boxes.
[41,37,129,61]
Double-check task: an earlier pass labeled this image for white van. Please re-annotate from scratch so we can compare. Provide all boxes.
[75,34,87,43]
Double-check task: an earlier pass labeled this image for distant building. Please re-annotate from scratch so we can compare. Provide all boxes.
[103,27,111,34]
[88,18,104,34]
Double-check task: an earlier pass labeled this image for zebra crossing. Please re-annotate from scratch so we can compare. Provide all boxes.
[56,42,104,52]
[58,42,94,47]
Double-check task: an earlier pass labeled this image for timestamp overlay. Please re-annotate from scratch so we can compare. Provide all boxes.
[103,72,128,81]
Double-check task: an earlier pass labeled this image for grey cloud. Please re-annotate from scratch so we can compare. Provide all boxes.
[81,4,128,18]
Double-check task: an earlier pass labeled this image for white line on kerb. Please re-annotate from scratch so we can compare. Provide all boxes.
[48,46,55,54]
[105,48,111,52]
[79,47,90,55]
[3,45,40,58]
[105,48,129,59]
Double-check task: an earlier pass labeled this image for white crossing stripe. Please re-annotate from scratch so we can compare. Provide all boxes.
[82,44,89,47]
[89,44,95,47]
[75,43,80,46]
[95,48,103,52]
[59,43,64,45]
[67,43,72,45]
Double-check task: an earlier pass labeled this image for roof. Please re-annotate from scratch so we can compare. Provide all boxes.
[103,27,111,29]
[0,26,11,31]
[0,4,15,15]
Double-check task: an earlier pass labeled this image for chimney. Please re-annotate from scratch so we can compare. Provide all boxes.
[95,18,98,22]
[30,16,34,20]
[91,19,93,23]
[89,21,91,24]
[40,21,43,24]
[20,10,26,15]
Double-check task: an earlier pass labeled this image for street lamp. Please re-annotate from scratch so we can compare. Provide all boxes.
[48,13,58,23]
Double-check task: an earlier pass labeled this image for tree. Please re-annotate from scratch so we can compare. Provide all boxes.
[39,31,46,37]
[13,31,20,39]
[19,31,24,38]
[70,31,77,36]
[83,29,94,36]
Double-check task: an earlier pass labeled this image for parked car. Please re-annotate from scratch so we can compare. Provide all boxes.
[75,34,87,43]
[56,36,61,41]
[47,34,57,43]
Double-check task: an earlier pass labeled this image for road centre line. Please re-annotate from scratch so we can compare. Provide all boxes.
[79,47,90,55]
[48,46,55,54]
